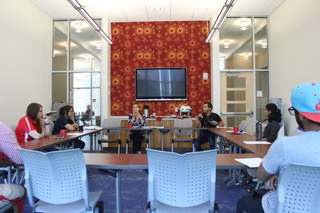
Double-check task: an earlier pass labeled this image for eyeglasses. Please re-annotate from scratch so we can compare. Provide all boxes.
[288,107,295,116]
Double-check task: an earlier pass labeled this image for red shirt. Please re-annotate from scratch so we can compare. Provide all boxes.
[15,115,42,143]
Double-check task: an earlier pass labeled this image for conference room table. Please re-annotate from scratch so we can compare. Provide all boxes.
[19,128,103,152]
[101,126,208,151]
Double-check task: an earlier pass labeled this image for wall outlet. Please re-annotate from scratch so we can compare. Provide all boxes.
[203,73,208,80]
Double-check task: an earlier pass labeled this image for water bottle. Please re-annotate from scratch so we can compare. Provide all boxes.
[256,121,262,140]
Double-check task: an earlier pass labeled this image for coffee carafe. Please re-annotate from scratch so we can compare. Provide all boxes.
[143,105,149,117]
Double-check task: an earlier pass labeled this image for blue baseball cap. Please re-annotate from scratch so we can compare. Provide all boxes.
[291,83,320,123]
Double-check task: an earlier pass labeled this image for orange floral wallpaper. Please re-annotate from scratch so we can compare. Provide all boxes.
[111,21,211,116]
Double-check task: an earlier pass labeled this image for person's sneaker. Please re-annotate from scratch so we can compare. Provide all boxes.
[137,151,142,154]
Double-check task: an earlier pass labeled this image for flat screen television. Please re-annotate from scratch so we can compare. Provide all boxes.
[135,68,187,101]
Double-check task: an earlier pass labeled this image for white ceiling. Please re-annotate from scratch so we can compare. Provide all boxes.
[35,0,285,63]
[30,0,286,22]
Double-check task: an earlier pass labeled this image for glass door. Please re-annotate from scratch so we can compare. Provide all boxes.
[70,72,101,126]
[220,71,254,134]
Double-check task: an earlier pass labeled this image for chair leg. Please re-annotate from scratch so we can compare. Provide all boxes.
[126,142,128,154]
[118,143,121,154]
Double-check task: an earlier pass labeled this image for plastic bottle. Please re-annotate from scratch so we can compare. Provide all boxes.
[256,121,263,140]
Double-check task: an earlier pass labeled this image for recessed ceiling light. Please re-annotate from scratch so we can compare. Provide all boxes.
[75,23,82,33]
[223,40,230,48]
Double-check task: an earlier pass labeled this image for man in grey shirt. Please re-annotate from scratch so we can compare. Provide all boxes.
[237,83,320,213]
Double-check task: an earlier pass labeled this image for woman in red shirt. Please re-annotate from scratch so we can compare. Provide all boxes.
[15,103,49,143]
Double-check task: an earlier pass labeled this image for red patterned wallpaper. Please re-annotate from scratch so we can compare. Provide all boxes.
[111,21,211,116]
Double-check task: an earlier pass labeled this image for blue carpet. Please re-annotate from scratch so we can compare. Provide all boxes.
[22,168,249,212]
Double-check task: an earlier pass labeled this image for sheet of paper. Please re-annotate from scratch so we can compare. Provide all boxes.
[243,141,271,144]
[67,133,83,136]
[226,130,233,132]
[235,158,263,168]
[84,126,103,130]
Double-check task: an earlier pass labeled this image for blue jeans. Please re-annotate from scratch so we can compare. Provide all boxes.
[194,131,216,151]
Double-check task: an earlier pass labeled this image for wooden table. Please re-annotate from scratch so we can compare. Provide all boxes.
[19,129,102,152]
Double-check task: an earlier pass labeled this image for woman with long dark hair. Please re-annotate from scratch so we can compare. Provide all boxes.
[52,105,85,149]
[262,103,282,142]
[15,103,50,143]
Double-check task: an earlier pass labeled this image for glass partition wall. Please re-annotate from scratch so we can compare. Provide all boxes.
[52,20,101,125]
[219,17,269,133]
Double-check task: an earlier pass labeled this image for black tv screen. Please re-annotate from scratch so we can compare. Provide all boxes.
[136,68,187,101]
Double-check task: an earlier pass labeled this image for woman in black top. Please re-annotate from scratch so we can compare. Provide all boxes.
[52,105,85,149]
[262,103,282,142]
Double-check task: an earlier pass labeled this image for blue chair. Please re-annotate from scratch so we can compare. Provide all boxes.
[146,148,219,213]
[17,148,103,213]
[98,119,121,153]
[277,164,320,213]
[171,119,196,152]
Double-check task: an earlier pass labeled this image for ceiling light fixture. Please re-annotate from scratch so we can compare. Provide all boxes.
[95,41,102,50]
[68,0,113,45]
[205,0,237,43]
[261,40,267,48]
[75,23,82,33]
[240,20,248,31]
[223,40,230,48]
[243,53,249,60]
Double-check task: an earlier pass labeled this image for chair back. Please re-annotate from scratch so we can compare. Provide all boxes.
[102,118,121,137]
[17,149,89,208]
[173,119,193,137]
[277,123,285,138]
[238,120,248,132]
[147,149,217,208]
[277,164,320,213]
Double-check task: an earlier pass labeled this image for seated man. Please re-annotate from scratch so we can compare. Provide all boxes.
[0,122,23,165]
[237,83,320,213]
[0,184,25,213]
[194,102,224,151]
[80,104,94,126]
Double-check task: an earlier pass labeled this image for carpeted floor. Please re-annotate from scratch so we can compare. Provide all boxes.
[85,168,249,213]
[21,167,250,213]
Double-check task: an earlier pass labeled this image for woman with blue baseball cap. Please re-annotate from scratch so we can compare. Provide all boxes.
[237,83,320,213]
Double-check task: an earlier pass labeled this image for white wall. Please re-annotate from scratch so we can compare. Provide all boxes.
[0,0,52,127]
[269,0,320,135]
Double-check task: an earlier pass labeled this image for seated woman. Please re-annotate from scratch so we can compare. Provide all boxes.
[52,105,85,150]
[246,103,282,189]
[128,103,146,154]
[261,103,282,142]
[15,103,50,143]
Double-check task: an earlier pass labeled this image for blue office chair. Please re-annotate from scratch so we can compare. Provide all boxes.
[171,119,196,152]
[17,148,103,213]
[98,119,121,154]
[146,149,219,213]
[277,164,320,213]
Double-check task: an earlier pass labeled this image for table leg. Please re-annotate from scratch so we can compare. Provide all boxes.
[159,129,170,151]
[89,134,93,152]
[115,170,121,213]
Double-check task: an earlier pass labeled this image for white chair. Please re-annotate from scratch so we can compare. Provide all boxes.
[98,118,121,153]
[171,119,196,152]
[238,120,248,132]
[277,164,320,213]
[17,148,103,213]
[146,148,219,213]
